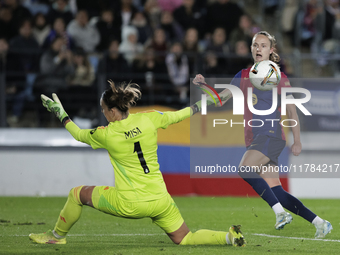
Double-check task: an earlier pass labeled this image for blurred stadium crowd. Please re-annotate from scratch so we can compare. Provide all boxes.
[1,0,340,127]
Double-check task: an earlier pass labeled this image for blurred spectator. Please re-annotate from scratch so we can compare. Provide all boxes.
[96,9,122,51]
[263,0,280,14]
[116,0,138,27]
[133,45,167,74]
[132,46,167,101]
[145,28,169,62]
[182,27,199,74]
[165,42,189,101]
[7,20,40,123]
[119,26,144,65]
[47,0,74,26]
[0,38,8,74]
[205,27,230,54]
[297,0,322,46]
[76,0,113,18]
[43,17,74,50]
[67,47,95,86]
[157,0,182,12]
[32,13,51,46]
[173,0,206,38]
[8,19,40,76]
[227,40,252,75]
[67,10,100,53]
[131,12,152,44]
[66,47,97,119]
[22,0,50,16]
[324,0,340,41]
[229,14,258,51]
[0,6,16,40]
[203,51,224,77]
[206,0,244,38]
[143,0,162,30]
[314,0,340,67]
[36,36,74,93]
[3,0,32,35]
[98,39,131,82]
[160,11,184,42]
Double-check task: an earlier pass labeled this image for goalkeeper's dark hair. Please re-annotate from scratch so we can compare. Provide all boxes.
[254,31,280,64]
[101,80,141,113]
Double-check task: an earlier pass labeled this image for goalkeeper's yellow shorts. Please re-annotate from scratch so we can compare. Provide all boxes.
[91,186,184,233]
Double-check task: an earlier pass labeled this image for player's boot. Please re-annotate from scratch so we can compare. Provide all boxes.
[29,230,66,244]
[275,211,293,230]
[228,225,246,247]
[315,220,333,238]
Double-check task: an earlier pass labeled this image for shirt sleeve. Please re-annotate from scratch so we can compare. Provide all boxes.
[65,121,107,149]
[146,107,191,129]
[231,70,242,88]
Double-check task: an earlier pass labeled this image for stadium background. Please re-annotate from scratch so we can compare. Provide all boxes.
[1,0,340,198]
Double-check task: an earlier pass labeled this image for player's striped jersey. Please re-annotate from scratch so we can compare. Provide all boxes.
[231,67,292,147]
[66,107,191,202]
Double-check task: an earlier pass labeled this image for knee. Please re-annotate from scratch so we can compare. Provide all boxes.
[68,186,84,204]
[69,186,83,196]
[238,166,260,179]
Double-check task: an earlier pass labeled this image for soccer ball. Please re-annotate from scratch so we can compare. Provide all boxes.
[249,60,281,91]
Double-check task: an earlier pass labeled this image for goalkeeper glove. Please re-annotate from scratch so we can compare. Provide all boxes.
[41,93,70,125]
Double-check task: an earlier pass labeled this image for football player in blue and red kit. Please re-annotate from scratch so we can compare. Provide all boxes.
[193,31,332,238]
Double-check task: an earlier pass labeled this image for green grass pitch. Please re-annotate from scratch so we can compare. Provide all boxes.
[0,196,339,255]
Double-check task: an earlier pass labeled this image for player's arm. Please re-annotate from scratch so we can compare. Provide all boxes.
[193,74,232,107]
[41,93,105,147]
[286,102,302,156]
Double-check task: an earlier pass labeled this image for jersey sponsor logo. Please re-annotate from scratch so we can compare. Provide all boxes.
[252,93,258,105]
[60,215,66,223]
[125,127,142,139]
[90,126,106,135]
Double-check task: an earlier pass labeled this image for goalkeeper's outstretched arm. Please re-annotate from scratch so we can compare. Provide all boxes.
[41,93,93,145]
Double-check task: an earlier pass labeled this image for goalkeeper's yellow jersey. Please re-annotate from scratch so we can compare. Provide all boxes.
[66,107,191,202]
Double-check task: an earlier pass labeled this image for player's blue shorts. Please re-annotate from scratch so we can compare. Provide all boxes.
[247,134,286,166]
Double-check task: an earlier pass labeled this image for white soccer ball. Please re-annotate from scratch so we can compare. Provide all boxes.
[249,60,281,91]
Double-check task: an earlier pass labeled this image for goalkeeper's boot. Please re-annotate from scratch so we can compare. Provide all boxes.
[275,211,293,230]
[29,230,66,244]
[228,225,246,247]
[315,220,332,238]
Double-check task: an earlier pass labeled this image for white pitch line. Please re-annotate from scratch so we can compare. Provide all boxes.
[252,233,340,242]
[2,233,164,237]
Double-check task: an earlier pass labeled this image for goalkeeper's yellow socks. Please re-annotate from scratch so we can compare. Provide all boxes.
[179,229,228,245]
[54,186,84,237]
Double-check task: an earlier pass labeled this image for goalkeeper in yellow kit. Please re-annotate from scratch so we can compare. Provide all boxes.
[29,80,245,246]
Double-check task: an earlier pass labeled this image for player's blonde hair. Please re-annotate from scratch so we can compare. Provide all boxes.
[253,31,280,64]
[102,80,141,112]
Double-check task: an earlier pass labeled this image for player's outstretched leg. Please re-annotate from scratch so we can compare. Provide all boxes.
[179,225,246,246]
[271,185,332,237]
[29,186,84,244]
